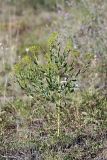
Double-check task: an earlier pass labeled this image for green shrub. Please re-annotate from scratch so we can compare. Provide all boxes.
[14,33,89,137]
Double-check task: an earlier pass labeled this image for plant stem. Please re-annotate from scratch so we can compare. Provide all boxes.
[57,104,60,137]
[57,75,61,137]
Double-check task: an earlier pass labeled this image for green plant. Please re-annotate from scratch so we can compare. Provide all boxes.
[14,33,91,137]
[28,0,57,9]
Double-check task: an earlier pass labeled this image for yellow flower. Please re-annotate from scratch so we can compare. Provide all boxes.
[48,32,58,48]
[29,45,40,55]
[14,55,31,73]
[22,55,31,64]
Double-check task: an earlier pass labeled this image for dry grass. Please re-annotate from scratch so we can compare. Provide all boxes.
[0,1,107,159]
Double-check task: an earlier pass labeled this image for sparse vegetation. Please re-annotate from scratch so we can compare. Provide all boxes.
[0,0,107,160]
